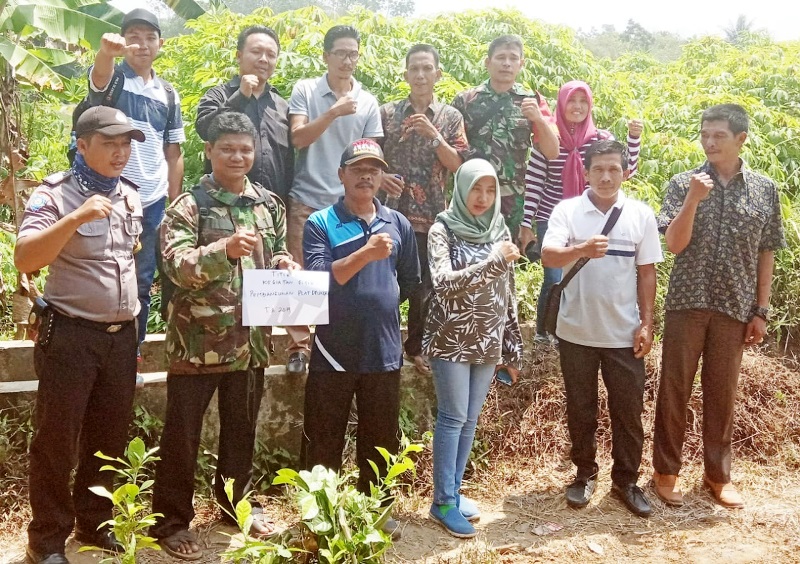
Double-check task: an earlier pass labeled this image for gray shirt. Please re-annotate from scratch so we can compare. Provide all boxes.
[18,172,142,322]
[288,74,383,210]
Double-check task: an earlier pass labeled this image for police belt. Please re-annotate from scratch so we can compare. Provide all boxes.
[52,308,133,334]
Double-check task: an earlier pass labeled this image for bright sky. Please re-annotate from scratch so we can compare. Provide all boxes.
[112,0,799,42]
[415,0,798,41]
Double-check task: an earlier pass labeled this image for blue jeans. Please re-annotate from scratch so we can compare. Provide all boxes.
[431,358,496,506]
[535,220,562,336]
[135,197,166,346]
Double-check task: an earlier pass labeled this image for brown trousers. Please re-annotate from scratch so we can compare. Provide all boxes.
[652,309,746,483]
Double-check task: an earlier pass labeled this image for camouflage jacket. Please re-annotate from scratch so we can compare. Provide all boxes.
[161,174,291,374]
[452,80,552,198]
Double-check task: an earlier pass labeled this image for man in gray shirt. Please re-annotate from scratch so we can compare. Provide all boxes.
[15,106,144,564]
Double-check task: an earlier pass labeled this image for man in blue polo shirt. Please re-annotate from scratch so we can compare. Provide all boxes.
[90,9,186,380]
[301,139,420,539]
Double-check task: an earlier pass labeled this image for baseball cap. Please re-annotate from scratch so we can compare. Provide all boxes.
[75,106,146,142]
[340,139,388,170]
[121,8,161,35]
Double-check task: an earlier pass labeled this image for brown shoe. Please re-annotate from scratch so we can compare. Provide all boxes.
[651,471,684,506]
[703,476,744,508]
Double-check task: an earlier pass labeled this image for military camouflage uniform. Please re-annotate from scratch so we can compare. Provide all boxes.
[160,174,290,374]
[452,80,552,233]
[151,174,290,540]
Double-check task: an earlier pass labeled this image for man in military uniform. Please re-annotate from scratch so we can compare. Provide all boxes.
[149,112,299,560]
[452,34,559,235]
[15,106,145,564]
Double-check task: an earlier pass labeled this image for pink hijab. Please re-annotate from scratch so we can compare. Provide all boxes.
[556,81,598,200]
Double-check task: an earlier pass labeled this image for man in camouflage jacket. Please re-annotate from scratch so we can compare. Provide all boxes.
[150,112,299,559]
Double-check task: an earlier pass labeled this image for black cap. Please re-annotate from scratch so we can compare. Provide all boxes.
[75,106,146,142]
[339,139,388,170]
[121,8,161,35]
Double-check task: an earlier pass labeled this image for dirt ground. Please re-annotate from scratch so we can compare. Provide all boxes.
[2,459,798,564]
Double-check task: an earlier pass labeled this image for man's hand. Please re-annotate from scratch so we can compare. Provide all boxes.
[72,194,113,225]
[406,114,439,140]
[239,74,260,98]
[381,173,404,198]
[329,95,358,118]
[628,119,644,138]
[363,233,393,261]
[226,228,258,259]
[521,97,543,124]
[276,257,302,271]
[687,173,714,204]
[633,323,654,358]
[744,316,767,346]
[494,240,521,263]
[99,33,139,58]
[579,235,609,259]
[517,226,536,256]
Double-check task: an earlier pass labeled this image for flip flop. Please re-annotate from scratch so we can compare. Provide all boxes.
[158,529,202,561]
[404,354,432,375]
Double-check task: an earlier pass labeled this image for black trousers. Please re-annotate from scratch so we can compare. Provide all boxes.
[28,315,137,554]
[404,231,432,358]
[150,368,264,539]
[300,370,401,495]
[559,339,645,487]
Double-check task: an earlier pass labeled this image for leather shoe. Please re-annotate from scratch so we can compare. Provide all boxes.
[704,475,744,508]
[612,483,652,518]
[651,471,684,506]
[26,545,69,564]
[74,528,123,553]
[286,352,308,375]
[565,477,596,508]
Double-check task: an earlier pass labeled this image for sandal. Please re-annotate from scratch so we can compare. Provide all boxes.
[404,354,431,375]
[249,507,277,538]
[158,529,202,561]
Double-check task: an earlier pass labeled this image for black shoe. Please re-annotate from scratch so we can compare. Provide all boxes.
[286,352,308,375]
[565,477,596,508]
[26,546,69,564]
[612,483,652,518]
[74,528,123,553]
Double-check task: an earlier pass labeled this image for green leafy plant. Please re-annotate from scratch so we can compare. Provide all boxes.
[271,441,422,563]
[80,437,162,563]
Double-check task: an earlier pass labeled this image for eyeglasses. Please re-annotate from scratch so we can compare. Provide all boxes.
[329,50,360,62]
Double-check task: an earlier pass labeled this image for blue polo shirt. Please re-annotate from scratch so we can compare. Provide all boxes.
[303,197,420,374]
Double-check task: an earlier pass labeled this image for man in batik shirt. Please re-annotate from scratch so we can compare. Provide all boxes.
[379,43,468,375]
[452,34,559,235]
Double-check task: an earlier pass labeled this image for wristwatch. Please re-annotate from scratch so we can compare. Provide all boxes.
[751,305,770,321]
[431,134,442,149]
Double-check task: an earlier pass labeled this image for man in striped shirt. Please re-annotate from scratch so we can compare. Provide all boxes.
[90,9,186,371]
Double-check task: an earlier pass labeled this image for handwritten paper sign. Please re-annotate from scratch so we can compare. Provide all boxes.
[242,270,329,326]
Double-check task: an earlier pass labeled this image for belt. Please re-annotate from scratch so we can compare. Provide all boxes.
[52,309,133,334]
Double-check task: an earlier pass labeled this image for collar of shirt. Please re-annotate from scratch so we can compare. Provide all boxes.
[119,60,158,86]
[201,174,261,206]
[400,97,438,117]
[477,79,533,98]
[699,158,751,188]
[578,188,627,215]
[319,73,363,99]
[333,196,394,226]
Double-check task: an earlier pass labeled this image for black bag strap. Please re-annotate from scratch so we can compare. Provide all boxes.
[558,205,623,289]
[158,78,177,145]
[436,219,459,267]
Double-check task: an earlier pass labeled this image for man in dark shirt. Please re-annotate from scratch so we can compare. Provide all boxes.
[651,104,785,509]
[196,25,310,376]
[301,139,420,539]
[379,43,468,375]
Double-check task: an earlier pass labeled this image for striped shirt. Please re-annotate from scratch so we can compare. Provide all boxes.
[521,131,640,227]
[89,61,186,207]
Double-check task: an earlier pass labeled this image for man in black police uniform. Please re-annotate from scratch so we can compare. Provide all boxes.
[15,106,145,564]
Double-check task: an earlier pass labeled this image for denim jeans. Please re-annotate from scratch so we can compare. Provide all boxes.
[535,220,562,336]
[135,197,166,345]
[430,358,496,506]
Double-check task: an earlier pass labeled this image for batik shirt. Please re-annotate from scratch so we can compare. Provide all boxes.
[380,98,469,233]
[422,222,523,369]
[161,175,291,374]
[658,161,785,323]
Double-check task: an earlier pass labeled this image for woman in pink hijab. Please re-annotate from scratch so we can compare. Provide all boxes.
[519,80,642,344]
